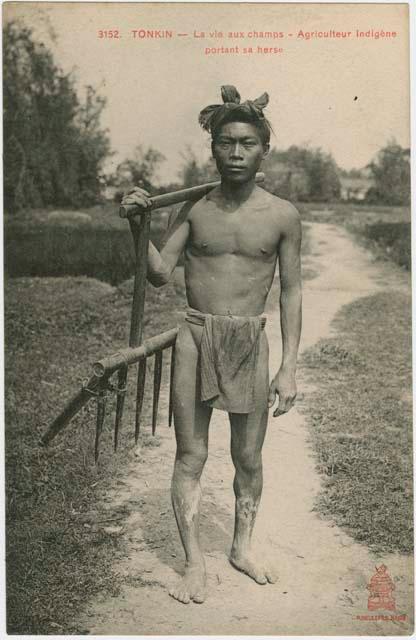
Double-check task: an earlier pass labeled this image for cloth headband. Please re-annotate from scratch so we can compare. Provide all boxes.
[198,85,269,134]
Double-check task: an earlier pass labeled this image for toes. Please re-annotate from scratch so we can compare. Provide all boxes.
[169,588,190,604]
[265,570,278,584]
[247,562,268,584]
[252,571,268,585]
[192,591,206,604]
[230,557,268,584]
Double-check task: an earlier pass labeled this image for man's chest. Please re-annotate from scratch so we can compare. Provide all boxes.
[188,211,280,259]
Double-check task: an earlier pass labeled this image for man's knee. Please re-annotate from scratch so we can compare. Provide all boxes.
[174,449,208,479]
[232,447,262,476]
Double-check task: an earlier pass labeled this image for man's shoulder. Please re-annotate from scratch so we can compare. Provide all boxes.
[186,193,213,219]
[166,197,204,230]
[258,188,300,227]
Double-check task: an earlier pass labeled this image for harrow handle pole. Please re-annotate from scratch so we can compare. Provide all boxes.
[129,212,151,348]
[40,373,109,446]
[119,172,265,219]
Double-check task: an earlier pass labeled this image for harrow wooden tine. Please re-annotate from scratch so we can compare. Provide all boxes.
[135,358,147,443]
[114,365,128,451]
[168,344,176,427]
[152,350,163,436]
[94,388,107,464]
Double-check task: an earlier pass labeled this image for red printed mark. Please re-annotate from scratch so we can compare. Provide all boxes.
[367,564,396,611]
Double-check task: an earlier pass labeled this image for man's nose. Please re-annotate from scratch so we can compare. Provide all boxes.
[230,143,243,158]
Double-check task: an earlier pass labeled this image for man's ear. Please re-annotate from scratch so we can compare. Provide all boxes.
[262,143,270,159]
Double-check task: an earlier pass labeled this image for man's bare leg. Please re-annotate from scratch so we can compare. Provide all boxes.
[229,333,277,584]
[169,323,212,604]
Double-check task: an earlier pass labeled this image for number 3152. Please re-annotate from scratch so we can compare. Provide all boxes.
[98,30,120,38]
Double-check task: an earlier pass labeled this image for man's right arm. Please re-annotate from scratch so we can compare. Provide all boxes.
[147,219,190,287]
[121,187,190,288]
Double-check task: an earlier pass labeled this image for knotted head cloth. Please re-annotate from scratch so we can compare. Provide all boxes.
[198,85,272,144]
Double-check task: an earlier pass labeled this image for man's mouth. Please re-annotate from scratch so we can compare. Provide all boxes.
[226,166,245,171]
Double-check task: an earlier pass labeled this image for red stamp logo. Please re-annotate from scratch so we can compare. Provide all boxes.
[367,564,396,611]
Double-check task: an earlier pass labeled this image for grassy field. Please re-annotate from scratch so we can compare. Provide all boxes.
[4,203,170,285]
[5,275,186,634]
[300,290,413,553]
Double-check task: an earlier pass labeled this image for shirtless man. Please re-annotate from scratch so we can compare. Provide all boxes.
[121,86,302,605]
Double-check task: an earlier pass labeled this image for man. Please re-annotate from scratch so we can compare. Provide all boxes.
[121,86,302,605]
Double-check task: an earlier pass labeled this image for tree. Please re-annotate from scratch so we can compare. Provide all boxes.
[74,85,113,205]
[306,148,341,202]
[111,145,166,199]
[263,145,341,202]
[179,146,218,187]
[366,141,410,206]
[3,20,112,211]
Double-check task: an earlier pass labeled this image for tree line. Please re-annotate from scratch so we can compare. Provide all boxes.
[3,21,410,212]
[4,20,111,211]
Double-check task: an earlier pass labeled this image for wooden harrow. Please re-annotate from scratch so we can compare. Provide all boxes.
[41,173,265,461]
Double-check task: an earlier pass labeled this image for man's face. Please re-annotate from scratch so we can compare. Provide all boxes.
[212,121,269,183]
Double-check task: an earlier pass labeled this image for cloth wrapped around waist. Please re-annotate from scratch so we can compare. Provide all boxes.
[186,308,266,414]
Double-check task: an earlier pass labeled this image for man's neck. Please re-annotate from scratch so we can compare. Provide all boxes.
[220,177,256,207]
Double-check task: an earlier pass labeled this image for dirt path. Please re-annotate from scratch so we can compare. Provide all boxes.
[80,222,413,635]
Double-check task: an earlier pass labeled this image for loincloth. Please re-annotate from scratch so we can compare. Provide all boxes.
[185,307,267,414]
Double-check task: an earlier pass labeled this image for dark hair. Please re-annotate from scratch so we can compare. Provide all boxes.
[211,110,272,147]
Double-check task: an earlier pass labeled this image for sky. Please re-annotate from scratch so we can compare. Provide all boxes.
[4,2,410,184]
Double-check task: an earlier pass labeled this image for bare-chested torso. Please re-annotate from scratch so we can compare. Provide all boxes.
[184,185,290,316]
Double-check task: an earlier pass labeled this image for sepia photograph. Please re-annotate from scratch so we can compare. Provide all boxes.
[3,1,413,635]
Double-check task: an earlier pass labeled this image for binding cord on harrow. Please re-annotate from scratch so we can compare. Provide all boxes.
[41,173,265,462]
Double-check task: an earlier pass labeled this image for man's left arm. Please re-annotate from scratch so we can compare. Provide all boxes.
[268,206,302,417]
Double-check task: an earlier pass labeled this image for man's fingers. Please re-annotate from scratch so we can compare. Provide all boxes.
[273,395,296,417]
[122,186,152,209]
[123,192,151,203]
[121,194,152,208]
[268,388,276,408]
[126,186,151,196]
[273,407,285,417]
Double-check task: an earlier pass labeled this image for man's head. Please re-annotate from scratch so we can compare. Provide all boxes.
[199,85,272,181]
[211,120,269,183]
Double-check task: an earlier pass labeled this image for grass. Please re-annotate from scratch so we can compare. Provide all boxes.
[347,221,411,271]
[297,201,410,225]
[5,274,186,634]
[299,290,413,553]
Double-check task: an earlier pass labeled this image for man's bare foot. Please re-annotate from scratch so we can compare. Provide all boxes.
[229,552,278,585]
[169,564,207,604]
